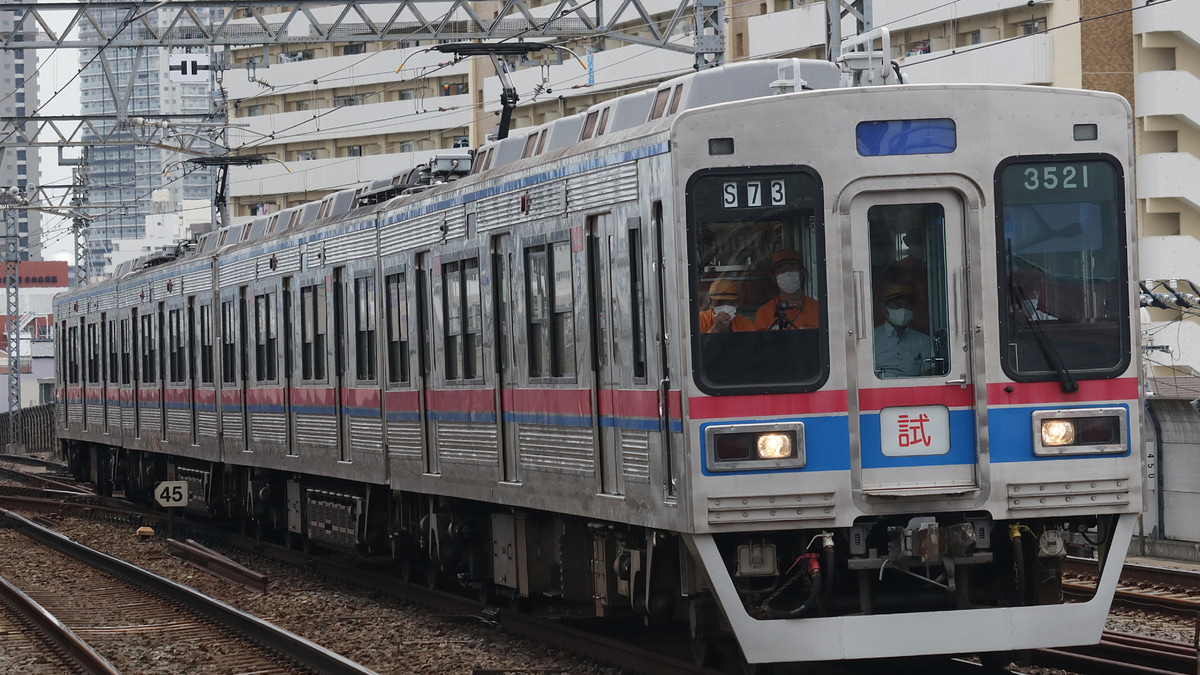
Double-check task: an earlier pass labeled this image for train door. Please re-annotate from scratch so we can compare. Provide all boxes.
[491,234,519,483]
[587,215,623,495]
[100,313,110,435]
[187,297,198,446]
[848,187,985,499]
[218,289,245,455]
[131,308,140,437]
[158,302,168,437]
[415,252,437,475]
[332,266,350,462]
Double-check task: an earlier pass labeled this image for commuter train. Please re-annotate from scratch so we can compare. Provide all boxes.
[55,45,1142,669]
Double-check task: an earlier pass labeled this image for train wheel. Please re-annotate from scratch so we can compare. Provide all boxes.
[737,647,773,675]
[425,561,442,590]
[477,582,494,605]
[507,591,527,613]
[398,559,415,584]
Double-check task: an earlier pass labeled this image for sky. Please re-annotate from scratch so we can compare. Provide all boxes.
[34,7,82,263]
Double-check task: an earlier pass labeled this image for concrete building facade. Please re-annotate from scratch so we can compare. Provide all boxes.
[1,9,41,261]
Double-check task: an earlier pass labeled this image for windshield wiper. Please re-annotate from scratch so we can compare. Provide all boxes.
[1007,242,1077,394]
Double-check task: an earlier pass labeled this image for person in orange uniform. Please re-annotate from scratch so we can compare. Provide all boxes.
[699,278,755,333]
[755,249,820,330]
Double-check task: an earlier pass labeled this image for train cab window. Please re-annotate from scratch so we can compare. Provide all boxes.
[526,241,575,378]
[221,300,237,384]
[300,283,328,381]
[688,168,827,393]
[867,204,951,379]
[443,258,482,380]
[668,84,684,115]
[353,276,377,381]
[581,111,599,141]
[996,157,1129,380]
[199,305,214,384]
[521,134,538,159]
[385,273,410,384]
[254,292,278,382]
[597,107,610,136]
[140,313,157,383]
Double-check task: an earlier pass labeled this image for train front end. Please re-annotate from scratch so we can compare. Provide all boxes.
[672,82,1141,664]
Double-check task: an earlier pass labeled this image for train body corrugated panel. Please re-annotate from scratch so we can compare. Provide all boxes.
[567,163,638,212]
[325,229,379,266]
[621,429,651,483]
[220,258,256,287]
[387,421,422,457]
[518,424,594,475]
[295,413,337,447]
[166,408,191,435]
[86,404,103,430]
[222,410,244,445]
[197,410,219,438]
[151,275,181,298]
[349,417,384,454]
[436,422,498,465]
[96,291,118,311]
[477,181,565,232]
[138,412,160,437]
[182,268,212,293]
[250,412,287,445]
[380,207,465,256]
[119,285,147,306]
[258,248,301,276]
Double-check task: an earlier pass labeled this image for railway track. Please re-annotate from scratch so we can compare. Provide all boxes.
[1031,630,1198,675]
[0,507,378,675]
[0,572,119,674]
[1063,556,1200,618]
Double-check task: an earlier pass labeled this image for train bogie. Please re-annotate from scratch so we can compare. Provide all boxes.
[54,53,1141,666]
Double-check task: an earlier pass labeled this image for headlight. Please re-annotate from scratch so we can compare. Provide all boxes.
[1041,419,1075,446]
[704,423,805,472]
[757,433,792,459]
[1032,408,1127,456]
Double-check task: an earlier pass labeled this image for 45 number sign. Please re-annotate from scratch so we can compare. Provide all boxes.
[154,481,189,508]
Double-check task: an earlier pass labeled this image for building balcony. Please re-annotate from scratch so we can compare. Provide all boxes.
[1138,152,1200,213]
[1141,235,1200,286]
[1133,0,1199,50]
[1135,70,1200,133]
[897,33,1053,85]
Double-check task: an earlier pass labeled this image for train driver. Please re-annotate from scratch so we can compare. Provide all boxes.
[755,249,820,330]
[700,278,755,333]
[873,283,934,378]
[1012,268,1058,322]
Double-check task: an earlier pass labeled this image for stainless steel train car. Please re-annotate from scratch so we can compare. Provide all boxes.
[55,52,1141,668]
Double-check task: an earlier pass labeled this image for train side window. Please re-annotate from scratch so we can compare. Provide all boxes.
[521,134,538,159]
[535,130,547,156]
[526,241,575,378]
[354,276,377,382]
[107,319,118,385]
[442,258,482,380]
[629,225,647,380]
[255,292,278,382]
[120,319,131,385]
[221,300,237,384]
[140,313,157,383]
[300,282,328,381]
[597,108,610,136]
[199,305,214,384]
[86,323,100,384]
[67,325,78,384]
[385,273,409,384]
[167,308,185,383]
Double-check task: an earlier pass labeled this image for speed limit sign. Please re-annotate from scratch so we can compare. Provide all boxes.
[154,481,188,508]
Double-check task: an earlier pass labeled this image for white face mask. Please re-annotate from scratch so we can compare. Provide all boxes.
[1023,298,1039,313]
[713,304,737,318]
[887,307,913,327]
[776,272,803,294]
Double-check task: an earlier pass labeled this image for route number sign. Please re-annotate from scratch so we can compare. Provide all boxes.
[155,481,189,508]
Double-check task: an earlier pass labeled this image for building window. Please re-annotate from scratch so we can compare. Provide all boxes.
[443,258,482,380]
[526,241,575,378]
[294,100,310,111]
[398,90,414,101]
[295,150,317,161]
[440,82,467,96]
[280,50,312,63]
[247,105,263,117]
[347,145,362,157]
[342,43,366,55]
[334,94,363,107]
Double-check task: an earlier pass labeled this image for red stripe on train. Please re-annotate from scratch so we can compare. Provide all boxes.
[385,390,419,410]
[688,390,848,420]
[245,387,286,406]
[597,389,658,418]
[858,385,975,411]
[502,389,591,416]
[428,388,494,412]
[291,387,335,407]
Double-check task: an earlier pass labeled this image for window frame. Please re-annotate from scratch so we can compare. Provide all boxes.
[524,235,576,380]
